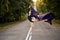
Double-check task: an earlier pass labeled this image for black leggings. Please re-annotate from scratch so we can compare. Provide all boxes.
[28,16,33,22]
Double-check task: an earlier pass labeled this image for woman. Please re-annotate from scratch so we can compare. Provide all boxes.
[28,6,55,25]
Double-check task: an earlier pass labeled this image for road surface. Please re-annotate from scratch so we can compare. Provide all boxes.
[0,20,60,40]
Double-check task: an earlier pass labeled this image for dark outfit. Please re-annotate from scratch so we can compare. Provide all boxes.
[28,7,55,25]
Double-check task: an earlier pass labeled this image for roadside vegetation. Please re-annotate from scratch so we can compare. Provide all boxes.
[37,0,60,23]
[0,0,33,27]
[0,0,60,30]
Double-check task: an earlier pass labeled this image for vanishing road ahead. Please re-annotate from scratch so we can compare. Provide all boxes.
[0,20,60,40]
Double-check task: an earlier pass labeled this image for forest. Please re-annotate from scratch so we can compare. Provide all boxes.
[0,0,60,24]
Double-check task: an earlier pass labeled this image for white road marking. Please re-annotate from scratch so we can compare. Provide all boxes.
[29,35,32,40]
[25,22,33,40]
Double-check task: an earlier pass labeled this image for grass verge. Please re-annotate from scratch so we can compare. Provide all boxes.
[0,22,20,32]
[53,19,60,28]
[0,19,27,32]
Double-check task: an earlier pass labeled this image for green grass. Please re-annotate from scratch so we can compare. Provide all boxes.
[0,17,27,32]
[0,14,29,31]
[0,16,27,27]
[53,19,60,28]
[0,22,15,32]
[53,19,60,24]
[0,22,14,27]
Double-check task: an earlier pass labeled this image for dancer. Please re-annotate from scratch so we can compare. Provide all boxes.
[28,7,55,25]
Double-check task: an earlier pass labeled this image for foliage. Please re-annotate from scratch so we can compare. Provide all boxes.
[0,0,32,23]
[44,0,60,19]
[37,0,60,19]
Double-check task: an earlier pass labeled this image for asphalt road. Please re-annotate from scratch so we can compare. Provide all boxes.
[31,21,60,40]
[0,20,60,40]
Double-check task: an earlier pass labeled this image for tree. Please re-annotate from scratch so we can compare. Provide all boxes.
[37,0,60,19]
[0,0,33,23]
[44,0,60,19]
